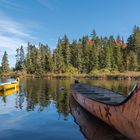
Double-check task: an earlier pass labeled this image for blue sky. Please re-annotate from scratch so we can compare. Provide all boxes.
[0,0,140,67]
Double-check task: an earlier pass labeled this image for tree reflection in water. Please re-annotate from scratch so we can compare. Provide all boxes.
[56,91,70,120]
[0,79,136,115]
[0,78,137,139]
[26,79,53,112]
[15,78,71,117]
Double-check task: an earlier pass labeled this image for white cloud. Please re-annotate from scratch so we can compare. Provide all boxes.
[0,0,24,11]
[0,15,33,38]
[0,13,35,55]
[0,36,27,54]
[36,0,58,11]
[0,35,27,67]
[0,13,36,66]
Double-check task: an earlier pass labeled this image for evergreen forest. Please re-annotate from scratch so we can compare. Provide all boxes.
[1,26,140,77]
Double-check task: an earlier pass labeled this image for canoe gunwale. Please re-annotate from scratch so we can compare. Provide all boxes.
[71,83,138,106]
[71,83,140,140]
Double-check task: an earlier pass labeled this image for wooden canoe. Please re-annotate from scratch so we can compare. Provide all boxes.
[71,83,140,140]
[0,78,19,92]
[70,97,128,140]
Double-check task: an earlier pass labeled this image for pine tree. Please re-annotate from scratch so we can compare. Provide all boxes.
[129,51,138,71]
[45,47,53,72]
[15,48,20,70]
[81,36,90,73]
[108,36,116,69]
[20,45,25,69]
[127,25,139,70]
[71,40,77,68]
[26,43,36,74]
[35,48,43,75]
[55,39,65,73]
[98,37,106,69]
[62,35,71,67]
[91,29,97,41]
[15,46,25,70]
[134,26,140,67]
[91,44,99,71]
[99,46,105,69]
[103,37,111,69]
[104,45,111,69]
[71,40,82,73]
[113,45,123,71]
[1,51,9,73]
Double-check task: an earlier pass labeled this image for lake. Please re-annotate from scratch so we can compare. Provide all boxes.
[0,78,137,140]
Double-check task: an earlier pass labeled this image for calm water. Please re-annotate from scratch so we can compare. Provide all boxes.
[0,78,138,140]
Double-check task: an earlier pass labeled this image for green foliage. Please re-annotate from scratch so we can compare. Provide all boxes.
[1,51,9,73]
[1,26,140,76]
[89,69,111,76]
[0,67,2,75]
[89,69,100,76]
[127,25,140,70]
[15,45,25,70]
[53,39,65,73]
[71,40,82,73]
[25,43,53,75]
[62,35,71,66]
[64,65,78,75]
[128,52,138,71]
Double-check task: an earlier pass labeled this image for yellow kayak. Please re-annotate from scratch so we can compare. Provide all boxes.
[0,78,19,92]
[0,87,19,96]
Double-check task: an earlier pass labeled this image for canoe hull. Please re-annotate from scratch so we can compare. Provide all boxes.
[70,97,127,140]
[72,84,140,140]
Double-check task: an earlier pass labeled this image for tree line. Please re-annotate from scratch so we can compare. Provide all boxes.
[1,26,140,75]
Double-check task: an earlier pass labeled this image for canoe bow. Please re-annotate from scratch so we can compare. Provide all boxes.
[71,83,140,140]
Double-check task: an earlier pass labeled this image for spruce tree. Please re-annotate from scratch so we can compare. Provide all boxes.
[91,44,99,71]
[45,47,53,72]
[104,45,111,69]
[129,52,138,71]
[20,45,25,69]
[81,36,90,73]
[114,46,123,71]
[15,48,20,70]
[35,48,43,75]
[1,51,9,73]
[134,26,140,67]
[70,40,77,68]
[55,39,65,73]
[62,35,71,67]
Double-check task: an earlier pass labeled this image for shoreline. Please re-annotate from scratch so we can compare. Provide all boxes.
[1,71,140,80]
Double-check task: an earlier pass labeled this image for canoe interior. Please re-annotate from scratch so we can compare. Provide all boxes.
[71,83,136,105]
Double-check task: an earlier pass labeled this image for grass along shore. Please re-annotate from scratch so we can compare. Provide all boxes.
[1,70,140,80]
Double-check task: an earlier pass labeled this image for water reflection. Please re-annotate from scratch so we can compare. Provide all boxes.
[70,97,129,140]
[0,78,137,118]
[24,79,71,116]
[85,80,137,95]
[0,88,19,103]
[0,78,137,140]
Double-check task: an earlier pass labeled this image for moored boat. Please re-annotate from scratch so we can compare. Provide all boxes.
[71,83,140,140]
[0,87,19,96]
[70,97,128,140]
[0,78,19,92]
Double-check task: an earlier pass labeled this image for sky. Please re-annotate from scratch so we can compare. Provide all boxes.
[0,0,140,67]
